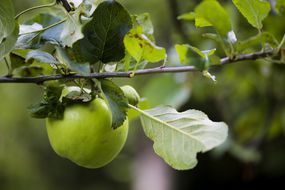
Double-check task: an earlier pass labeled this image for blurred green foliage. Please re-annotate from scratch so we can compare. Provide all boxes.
[1,0,285,189]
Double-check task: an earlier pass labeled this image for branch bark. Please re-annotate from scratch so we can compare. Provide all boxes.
[0,50,275,84]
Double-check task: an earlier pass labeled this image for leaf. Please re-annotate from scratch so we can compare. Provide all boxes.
[175,44,188,64]
[26,50,58,64]
[233,0,270,30]
[175,43,216,69]
[133,13,154,35]
[60,8,84,47]
[276,0,285,15]
[124,27,166,62]
[0,23,19,60]
[134,105,228,170]
[28,84,65,119]
[178,12,196,20]
[56,47,90,75]
[235,32,279,52]
[194,0,232,36]
[28,102,50,119]
[101,79,128,129]
[72,0,132,64]
[0,0,15,42]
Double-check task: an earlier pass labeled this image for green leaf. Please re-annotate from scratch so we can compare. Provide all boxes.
[29,84,65,119]
[194,0,232,36]
[0,24,19,60]
[132,105,228,170]
[60,9,84,47]
[101,79,128,129]
[72,0,132,64]
[175,44,188,64]
[175,44,216,69]
[56,47,90,75]
[178,12,196,20]
[276,0,285,15]
[235,32,279,52]
[26,50,58,64]
[28,102,50,119]
[124,27,166,62]
[233,0,270,30]
[133,13,154,35]
[0,0,15,43]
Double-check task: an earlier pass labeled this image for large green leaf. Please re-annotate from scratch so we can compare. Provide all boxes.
[72,0,132,64]
[194,0,232,36]
[133,105,228,170]
[0,0,17,60]
[233,0,270,30]
[101,79,128,129]
[0,24,19,60]
[0,0,15,42]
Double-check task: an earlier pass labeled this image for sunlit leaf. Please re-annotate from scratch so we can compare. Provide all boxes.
[175,44,188,64]
[233,0,270,30]
[133,105,228,170]
[124,27,166,62]
[194,0,232,36]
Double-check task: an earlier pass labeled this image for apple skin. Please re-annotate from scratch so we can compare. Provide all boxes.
[120,85,140,106]
[46,87,128,169]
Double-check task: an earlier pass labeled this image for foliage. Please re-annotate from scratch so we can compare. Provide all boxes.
[0,0,284,176]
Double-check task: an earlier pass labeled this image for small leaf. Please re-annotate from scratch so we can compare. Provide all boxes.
[26,50,58,64]
[72,0,132,64]
[133,106,228,170]
[233,0,270,30]
[175,44,188,64]
[28,102,50,119]
[15,23,43,49]
[56,47,90,75]
[101,79,128,129]
[276,0,285,15]
[178,12,196,20]
[124,27,166,62]
[235,32,279,52]
[62,91,92,104]
[133,13,154,35]
[175,44,216,69]
[194,0,232,36]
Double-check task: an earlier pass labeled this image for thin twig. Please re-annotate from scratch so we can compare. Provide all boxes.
[0,50,276,84]
[14,1,57,19]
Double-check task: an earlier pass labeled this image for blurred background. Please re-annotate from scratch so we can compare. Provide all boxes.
[1,0,285,189]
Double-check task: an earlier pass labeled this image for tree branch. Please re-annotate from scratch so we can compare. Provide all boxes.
[57,0,72,12]
[0,50,276,84]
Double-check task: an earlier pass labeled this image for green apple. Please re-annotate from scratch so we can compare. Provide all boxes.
[46,86,128,169]
[121,85,140,106]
